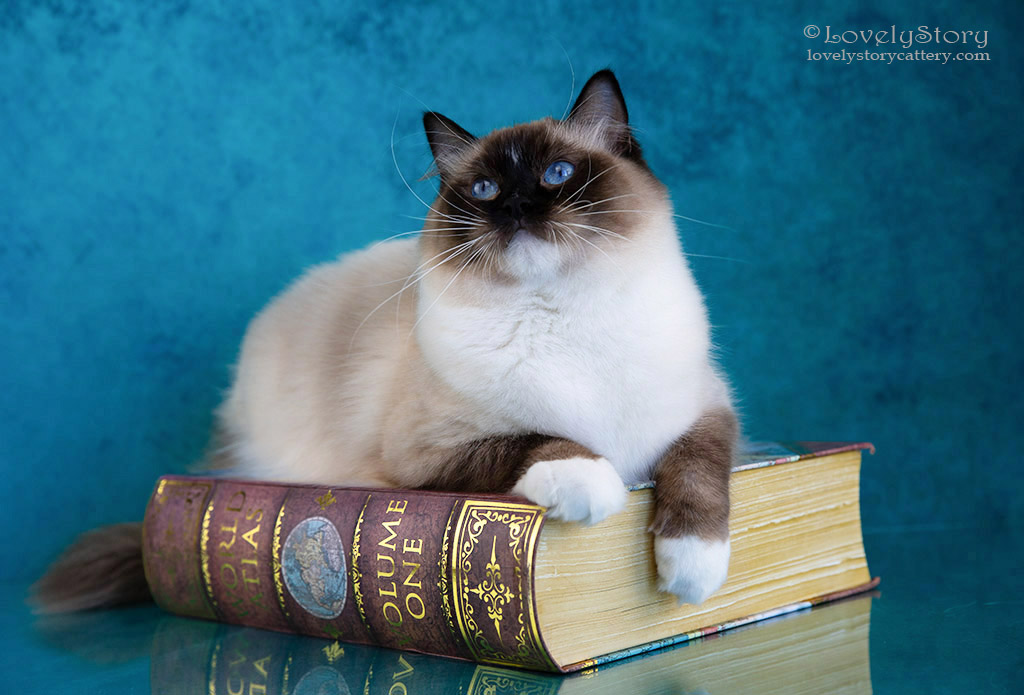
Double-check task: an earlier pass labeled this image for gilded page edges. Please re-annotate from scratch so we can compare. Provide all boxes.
[560,577,881,673]
[448,499,556,671]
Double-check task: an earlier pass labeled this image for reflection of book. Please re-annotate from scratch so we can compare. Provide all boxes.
[143,441,877,672]
[149,592,874,694]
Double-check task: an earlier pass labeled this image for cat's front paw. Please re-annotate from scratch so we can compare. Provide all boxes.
[512,457,626,525]
[654,535,730,605]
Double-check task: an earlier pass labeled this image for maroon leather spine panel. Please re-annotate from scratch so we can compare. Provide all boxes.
[200,481,292,632]
[142,476,553,669]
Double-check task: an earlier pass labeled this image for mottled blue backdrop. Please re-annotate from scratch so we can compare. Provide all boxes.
[2,0,1021,581]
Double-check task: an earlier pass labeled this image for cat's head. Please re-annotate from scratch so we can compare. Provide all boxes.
[420,70,671,282]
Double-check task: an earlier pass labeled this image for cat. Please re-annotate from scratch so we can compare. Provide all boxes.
[34,70,739,613]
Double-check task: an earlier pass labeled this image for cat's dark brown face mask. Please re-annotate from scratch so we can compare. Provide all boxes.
[420,70,665,281]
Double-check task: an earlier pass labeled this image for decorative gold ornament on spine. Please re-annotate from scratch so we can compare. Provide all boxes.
[350,494,372,634]
[449,500,553,670]
[272,499,289,620]
[439,502,459,641]
[200,500,217,611]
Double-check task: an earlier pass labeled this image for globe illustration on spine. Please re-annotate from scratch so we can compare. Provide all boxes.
[281,517,348,619]
[293,665,351,695]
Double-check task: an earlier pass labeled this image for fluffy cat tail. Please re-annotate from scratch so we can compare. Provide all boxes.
[30,523,151,614]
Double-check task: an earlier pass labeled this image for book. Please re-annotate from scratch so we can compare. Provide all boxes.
[142,441,877,673]
[149,586,875,694]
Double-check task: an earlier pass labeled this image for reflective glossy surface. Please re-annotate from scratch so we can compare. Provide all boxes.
[6,529,1021,693]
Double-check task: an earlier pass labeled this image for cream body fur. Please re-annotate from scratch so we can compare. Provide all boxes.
[33,70,739,612]
[220,208,728,488]
[215,70,738,604]
[416,211,728,486]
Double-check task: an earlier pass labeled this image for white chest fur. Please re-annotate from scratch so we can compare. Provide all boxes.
[416,236,715,483]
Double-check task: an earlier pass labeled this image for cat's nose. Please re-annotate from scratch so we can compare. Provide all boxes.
[502,193,530,220]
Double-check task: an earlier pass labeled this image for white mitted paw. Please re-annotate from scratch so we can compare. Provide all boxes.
[654,535,731,605]
[512,457,626,525]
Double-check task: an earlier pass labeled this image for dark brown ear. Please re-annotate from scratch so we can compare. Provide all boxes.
[423,112,476,179]
[566,69,638,157]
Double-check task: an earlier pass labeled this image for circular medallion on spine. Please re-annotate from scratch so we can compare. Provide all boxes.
[281,516,348,619]
[293,665,350,695]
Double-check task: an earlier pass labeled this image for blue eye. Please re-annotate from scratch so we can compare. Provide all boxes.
[543,160,575,185]
[471,179,499,200]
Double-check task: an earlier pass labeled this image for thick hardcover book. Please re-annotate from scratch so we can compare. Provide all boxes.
[142,441,877,673]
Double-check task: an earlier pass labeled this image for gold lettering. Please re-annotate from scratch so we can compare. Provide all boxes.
[249,685,267,695]
[253,655,271,677]
[393,654,414,678]
[241,560,260,588]
[405,592,426,620]
[245,506,263,522]
[401,560,421,589]
[379,518,401,551]
[219,518,239,554]
[226,676,244,695]
[226,490,246,513]
[220,563,238,589]
[376,554,395,578]
[241,522,261,551]
[382,601,403,626]
[388,685,408,695]
[229,593,247,616]
[372,502,430,639]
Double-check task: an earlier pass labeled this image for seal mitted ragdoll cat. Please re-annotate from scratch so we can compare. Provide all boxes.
[35,70,739,612]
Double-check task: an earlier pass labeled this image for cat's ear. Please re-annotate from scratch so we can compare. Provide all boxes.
[423,112,476,179]
[566,70,635,156]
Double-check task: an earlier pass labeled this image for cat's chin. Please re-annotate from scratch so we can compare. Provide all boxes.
[500,228,564,281]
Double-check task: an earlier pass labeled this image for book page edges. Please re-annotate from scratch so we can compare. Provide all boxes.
[536,449,871,667]
[558,576,880,673]
[628,441,875,491]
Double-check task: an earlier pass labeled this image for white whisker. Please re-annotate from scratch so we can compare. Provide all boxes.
[563,192,639,212]
[348,240,476,351]
[682,253,750,264]
[391,114,441,215]
[394,240,478,331]
[556,40,576,122]
[560,221,632,242]
[562,162,623,206]
[410,244,486,338]
[552,221,620,269]
[574,208,656,216]
[672,213,736,232]
[368,227,473,250]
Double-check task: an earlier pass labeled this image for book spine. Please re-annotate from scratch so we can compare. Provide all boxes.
[141,476,558,671]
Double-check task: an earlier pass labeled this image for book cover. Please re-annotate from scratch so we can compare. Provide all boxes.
[142,441,875,672]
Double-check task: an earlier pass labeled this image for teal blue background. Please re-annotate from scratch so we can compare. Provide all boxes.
[2,0,1021,582]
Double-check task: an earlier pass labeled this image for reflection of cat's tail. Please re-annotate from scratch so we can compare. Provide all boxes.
[31,522,150,613]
